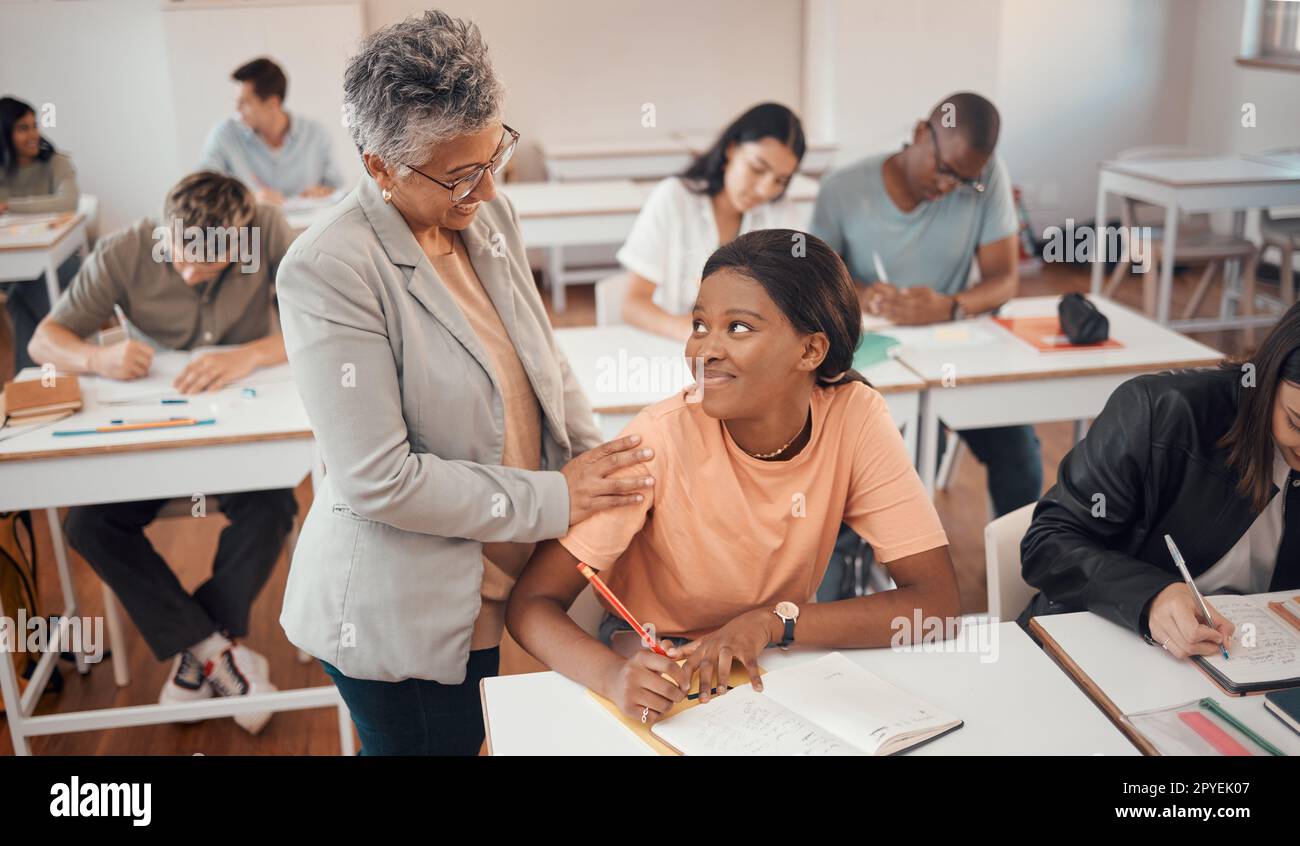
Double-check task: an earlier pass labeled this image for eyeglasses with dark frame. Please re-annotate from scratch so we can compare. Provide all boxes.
[926,121,985,194]
[406,124,520,202]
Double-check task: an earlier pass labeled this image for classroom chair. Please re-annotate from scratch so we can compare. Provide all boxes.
[594,272,631,326]
[1103,146,1259,322]
[1258,148,1300,311]
[982,502,1037,621]
[86,496,310,690]
[77,194,100,245]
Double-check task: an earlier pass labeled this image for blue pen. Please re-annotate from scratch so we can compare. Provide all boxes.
[1164,534,1230,661]
[109,417,189,425]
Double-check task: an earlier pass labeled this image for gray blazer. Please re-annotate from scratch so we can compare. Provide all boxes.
[275,175,602,683]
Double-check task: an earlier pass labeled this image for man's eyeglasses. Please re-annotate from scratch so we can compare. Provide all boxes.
[926,122,985,193]
[407,124,520,202]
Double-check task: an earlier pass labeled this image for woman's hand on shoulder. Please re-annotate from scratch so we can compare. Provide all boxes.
[560,434,655,526]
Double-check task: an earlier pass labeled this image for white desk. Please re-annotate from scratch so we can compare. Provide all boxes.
[505,180,645,312]
[674,132,837,177]
[0,367,351,756]
[553,324,925,458]
[543,135,695,182]
[1090,155,1300,329]
[889,296,1223,496]
[0,212,88,307]
[1031,607,1300,756]
[481,620,1137,755]
[544,133,837,182]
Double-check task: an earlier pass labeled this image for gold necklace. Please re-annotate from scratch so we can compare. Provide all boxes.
[733,411,811,460]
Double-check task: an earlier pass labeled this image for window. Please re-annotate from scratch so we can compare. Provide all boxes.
[1239,0,1300,70]
[1260,0,1300,60]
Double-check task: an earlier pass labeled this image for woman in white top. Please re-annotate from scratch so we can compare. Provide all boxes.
[619,102,806,339]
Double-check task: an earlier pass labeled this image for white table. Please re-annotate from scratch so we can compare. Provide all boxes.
[1090,155,1300,330]
[544,132,837,182]
[505,180,645,312]
[1031,606,1300,756]
[673,132,837,177]
[890,296,1223,496]
[0,367,351,756]
[0,212,88,308]
[543,135,696,182]
[481,620,1137,755]
[553,324,924,459]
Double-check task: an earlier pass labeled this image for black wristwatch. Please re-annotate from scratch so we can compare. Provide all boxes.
[950,295,967,322]
[773,601,799,650]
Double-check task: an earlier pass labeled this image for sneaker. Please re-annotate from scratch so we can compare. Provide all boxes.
[202,644,277,735]
[159,651,212,722]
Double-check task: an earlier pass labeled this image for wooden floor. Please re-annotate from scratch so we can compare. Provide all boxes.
[0,261,1261,755]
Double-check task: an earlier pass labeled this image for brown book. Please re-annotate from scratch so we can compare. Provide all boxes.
[2,373,82,420]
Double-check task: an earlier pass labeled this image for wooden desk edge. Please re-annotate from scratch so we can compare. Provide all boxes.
[916,356,1225,388]
[478,677,495,756]
[1028,617,1158,756]
[0,428,314,462]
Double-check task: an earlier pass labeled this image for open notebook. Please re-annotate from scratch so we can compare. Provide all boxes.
[93,348,294,405]
[649,652,962,756]
[1194,592,1300,695]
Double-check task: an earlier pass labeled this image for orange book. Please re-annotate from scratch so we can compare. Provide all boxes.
[2,373,82,419]
[994,316,1123,352]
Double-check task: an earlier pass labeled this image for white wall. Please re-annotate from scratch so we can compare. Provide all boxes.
[365,0,805,145]
[1186,0,1300,158]
[805,0,1002,162]
[994,0,1196,228]
[4,0,1286,240]
[805,0,1197,231]
[0,0,362,233]
[0,0,182,233]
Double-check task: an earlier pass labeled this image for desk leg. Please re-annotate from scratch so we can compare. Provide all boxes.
[46,507,88,676]
[902,415,918,469]
[549,246,566,313]
[1091,180,1108,297]
[918,391,940,497]
[44,255,62,313]
[0,579,32,755]
[1156,204,1178,324]
[337,702,356,756]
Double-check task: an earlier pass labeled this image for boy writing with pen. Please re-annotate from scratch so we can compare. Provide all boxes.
[24,171,298,733]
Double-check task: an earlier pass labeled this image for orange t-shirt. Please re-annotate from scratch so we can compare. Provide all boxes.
[558,381,948,639]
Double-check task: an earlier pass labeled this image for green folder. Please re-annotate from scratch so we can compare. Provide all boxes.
[852,332,900,371]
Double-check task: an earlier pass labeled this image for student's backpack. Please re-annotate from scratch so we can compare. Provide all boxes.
[0,510,61,714]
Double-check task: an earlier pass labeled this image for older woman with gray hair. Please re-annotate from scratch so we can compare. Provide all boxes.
[275,10,654,755]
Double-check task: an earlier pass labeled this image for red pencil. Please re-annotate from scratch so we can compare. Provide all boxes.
[576,562,669,657]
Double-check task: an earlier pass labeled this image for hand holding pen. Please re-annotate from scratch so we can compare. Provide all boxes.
[1150,535,1236,660]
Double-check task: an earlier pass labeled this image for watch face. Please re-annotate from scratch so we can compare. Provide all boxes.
[775,601,799,620]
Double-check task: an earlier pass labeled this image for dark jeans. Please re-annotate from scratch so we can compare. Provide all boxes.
[321,648,500,756]
[2,254,80,377]
[818,424,1042,602]
[64,489,298,661]
[950,424,1043,518]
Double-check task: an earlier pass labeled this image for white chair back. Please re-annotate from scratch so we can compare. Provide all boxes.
[594,272,631,326]
[983,503,1038,621]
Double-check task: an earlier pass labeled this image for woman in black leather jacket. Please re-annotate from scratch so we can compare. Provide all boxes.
[1018,300,1300,659]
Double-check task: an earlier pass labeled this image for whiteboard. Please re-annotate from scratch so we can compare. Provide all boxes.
[161,0,365,191]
